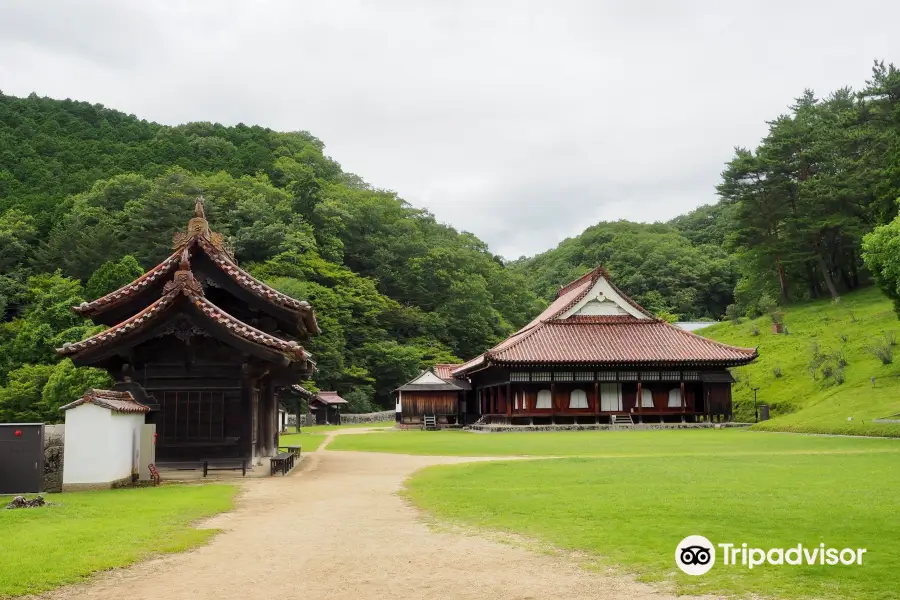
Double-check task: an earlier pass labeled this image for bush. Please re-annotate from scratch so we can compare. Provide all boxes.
[865,336,894,365]
[834,367,845,385]
[757,293,777,316]
[750,324,760,336]
[725,304,742,324]
[772,364,782,378]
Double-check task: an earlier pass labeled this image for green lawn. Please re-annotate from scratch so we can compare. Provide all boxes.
[279,421,393,452]
[703,286,900,437]
[0,484,237,597]
[328,427,900,457]
[403,439,899,599]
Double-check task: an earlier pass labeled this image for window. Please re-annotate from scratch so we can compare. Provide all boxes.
[640,387,655,408]
[598,371,617,381]
[555,371,573,382]
[510,372,529,382]
[661,371,681,381]
[619,371,638,381]
[640,371,660,381]
[569,389,589,409]
[600,382,622,411]
[536,389,553,409]
[575,371,594,381]
[532,372,551,382]
[683,371,700,381]
[668,387,683,408]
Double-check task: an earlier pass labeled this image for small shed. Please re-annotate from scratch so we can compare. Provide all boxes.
[395,364,470,426]
[60,389,149,491]
[309,391,347,425]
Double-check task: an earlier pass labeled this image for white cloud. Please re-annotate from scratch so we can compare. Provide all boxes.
[1,0,898,257]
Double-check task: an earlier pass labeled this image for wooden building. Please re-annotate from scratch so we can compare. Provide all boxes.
[452,266,757,424]
[308,391,347,425]
[394,364,470,426]
[57,198,318,464]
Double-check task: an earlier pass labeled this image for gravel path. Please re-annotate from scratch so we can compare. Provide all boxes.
[39,429,721,600]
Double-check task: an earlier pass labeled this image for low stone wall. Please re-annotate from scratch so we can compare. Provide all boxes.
[43,424,65,493]
[296,410,394,426]
[466,422,751,433]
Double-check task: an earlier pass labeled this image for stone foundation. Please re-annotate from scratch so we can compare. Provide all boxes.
[62,474,133,493]
[43,424,65,493]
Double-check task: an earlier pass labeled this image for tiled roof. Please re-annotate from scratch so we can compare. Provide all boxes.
[58,268,312,364]
[485,318,757,366]
[432,363,462,381]
[453,265,757,374]
[73,253,180,316]
[60,389,150,414]
[72,199,319,336]
[316,391,348,405]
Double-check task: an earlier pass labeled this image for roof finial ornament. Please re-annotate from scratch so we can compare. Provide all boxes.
[179,247,191,271]
[194,196,206,219]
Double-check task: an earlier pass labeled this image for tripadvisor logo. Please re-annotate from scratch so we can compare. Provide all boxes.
[675,536,867,575]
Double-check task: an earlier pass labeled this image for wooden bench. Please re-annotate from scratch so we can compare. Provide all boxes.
[278,445,302,458]
[204,458,249,477]
[270,452,295,476]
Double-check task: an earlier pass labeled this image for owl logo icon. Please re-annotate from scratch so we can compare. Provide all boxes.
[676,535,716,575]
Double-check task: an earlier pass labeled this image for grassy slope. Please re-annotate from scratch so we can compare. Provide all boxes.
[702,287,900,436]
[406,451,899,600]
[328,428,900,456]
[0,484,237,597]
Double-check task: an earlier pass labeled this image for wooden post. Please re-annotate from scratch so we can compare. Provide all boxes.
[636,381,642,424]
[507,382,512,416]
[680,380,686,423]
[593,379,600,415]
[551,382,557,414]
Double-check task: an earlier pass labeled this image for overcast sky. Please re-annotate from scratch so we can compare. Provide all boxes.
[1,1,898,258]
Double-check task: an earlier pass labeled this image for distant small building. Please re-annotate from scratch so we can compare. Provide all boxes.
[395,364,470,426]
[308,391,348,425]
[60,389,150,491]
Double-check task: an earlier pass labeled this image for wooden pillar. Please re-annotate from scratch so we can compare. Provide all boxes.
[593,380,600,415]
[636,381,642,424]
[507,382,512,416]
[240,367,254,461]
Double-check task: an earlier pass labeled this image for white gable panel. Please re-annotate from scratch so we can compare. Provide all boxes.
[561,276,650,320]
[408,371,448,385]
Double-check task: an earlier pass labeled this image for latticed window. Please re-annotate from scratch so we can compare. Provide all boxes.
[661,371,681,381]
[555,371,573,382]
[532,372,551,382]
[683,371,700,381]
[640,371,660,381]
[510,372,530,382]
[619,371,638,380]
[598,371,617,381]
[574,371,594,381]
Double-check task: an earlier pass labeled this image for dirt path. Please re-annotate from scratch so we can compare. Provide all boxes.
[40,429,719,600]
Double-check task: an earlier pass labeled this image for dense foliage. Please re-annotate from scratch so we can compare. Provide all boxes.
[2,59,900,421]
[0,92,541,420]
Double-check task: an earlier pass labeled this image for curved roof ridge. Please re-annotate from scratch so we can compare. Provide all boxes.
[73,252,181,316]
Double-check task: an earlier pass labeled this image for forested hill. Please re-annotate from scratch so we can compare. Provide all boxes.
[515,62,900,324]
[0,91,543,418]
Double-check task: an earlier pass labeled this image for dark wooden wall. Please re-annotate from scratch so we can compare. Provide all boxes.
[401,392,458,417]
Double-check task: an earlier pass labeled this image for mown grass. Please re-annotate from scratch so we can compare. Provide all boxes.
[328,427,900,457]
[702,286,900,437]
[406,451,900,599]
[0,484,237,597]
[279,420,394,452]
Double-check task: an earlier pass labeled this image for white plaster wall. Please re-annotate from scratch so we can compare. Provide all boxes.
[63,404,113,484]
[63,405,145,486]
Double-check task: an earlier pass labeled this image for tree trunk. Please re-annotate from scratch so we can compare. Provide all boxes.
[818,254,840,300]
[776,257,790,301]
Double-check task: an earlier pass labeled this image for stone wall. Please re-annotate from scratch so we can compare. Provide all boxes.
[466,422,751,433]
[296,410,394,426]
[43,424,65,493]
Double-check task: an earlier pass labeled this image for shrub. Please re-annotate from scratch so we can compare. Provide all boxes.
[840,332,849,344]
[757,293,777,316]
[772,364,782,378]
[725,304,742,324]
[865,336,894,365]
[750,324,760,336]
[770,311,785,324]
[834,367,845,385]
[887,331,897,347]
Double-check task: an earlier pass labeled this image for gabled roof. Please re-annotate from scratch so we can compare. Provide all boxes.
[73,197,319,336]
[315,391,347,405]
[57,257,313,369]
[395,363,470,392]
[453,266,757,375]
[60,389,149,414]
[432,363,462,380]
